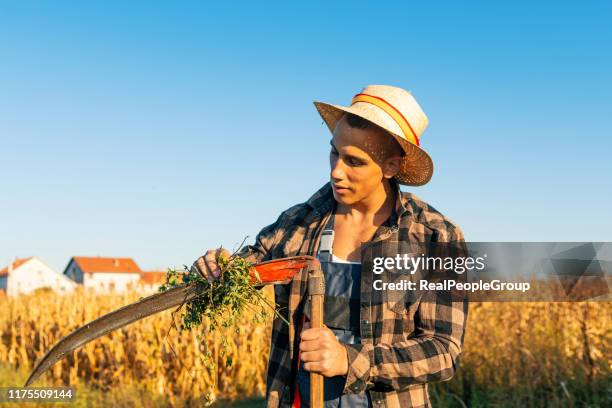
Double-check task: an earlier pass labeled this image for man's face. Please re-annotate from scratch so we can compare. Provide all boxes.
[329,116,400,205]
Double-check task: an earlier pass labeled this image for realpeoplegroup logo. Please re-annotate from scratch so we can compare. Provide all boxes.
[372,277,531,293]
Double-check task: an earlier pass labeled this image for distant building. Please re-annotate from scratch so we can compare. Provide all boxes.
[139,270,168,293]
[0,257,77,296]
[64,256,142,293]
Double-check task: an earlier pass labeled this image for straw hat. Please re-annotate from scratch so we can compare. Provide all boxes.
[314,84,433,186]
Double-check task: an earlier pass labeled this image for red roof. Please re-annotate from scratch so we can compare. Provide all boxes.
[72,257,142,274]
[0,257,33,276]
[140,271,168,284]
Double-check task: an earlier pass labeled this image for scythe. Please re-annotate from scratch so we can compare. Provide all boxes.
[24,256,325,408]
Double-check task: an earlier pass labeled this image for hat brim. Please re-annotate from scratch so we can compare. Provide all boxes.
[313,101,434,186]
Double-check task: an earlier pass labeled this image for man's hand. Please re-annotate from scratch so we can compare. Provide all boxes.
[191,248,231,283]
[299,326,349,377]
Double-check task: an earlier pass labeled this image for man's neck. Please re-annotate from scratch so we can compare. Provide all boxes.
[336,179,396,225]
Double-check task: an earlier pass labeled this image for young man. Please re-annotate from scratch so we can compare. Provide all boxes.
[193,85,467,408]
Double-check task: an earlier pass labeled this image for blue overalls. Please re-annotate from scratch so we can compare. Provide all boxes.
[296,214,372,408]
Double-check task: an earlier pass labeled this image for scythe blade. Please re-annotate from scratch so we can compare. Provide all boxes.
[24,283,199,386]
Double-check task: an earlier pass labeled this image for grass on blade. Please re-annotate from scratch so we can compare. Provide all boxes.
[159,250,287,406]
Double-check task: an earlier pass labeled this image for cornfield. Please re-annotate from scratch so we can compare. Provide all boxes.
[0,287,273,406]
[1,288,610,407]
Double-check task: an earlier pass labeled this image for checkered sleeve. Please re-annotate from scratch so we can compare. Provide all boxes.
[343,226,469,393]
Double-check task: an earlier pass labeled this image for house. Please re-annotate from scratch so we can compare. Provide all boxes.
[139,270,168,293]
[64,256,142,293]
[0,257,77,296]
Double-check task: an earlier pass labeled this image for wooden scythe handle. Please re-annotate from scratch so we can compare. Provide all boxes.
[307,264,325,408]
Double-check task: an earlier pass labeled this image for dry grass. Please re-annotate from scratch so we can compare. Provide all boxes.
[0,287,272,406]
[431,302,611,407]
[1,288,610,407]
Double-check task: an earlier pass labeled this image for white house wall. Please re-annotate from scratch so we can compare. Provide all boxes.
[83,272,141,293]
[7,258,77,296]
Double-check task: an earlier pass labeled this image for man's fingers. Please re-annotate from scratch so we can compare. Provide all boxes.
[193,256,212,282]
[300,350,320,362]
[302,361,326,374]
[192,257,205,276]
[300,327,319,340]
[192,248,231,284]
[300,349,332,362]
[300,327,331,341]
[196,247,231,282]
[299,328,334,353]
[302,361,320,372]
[196,257,206,272]
[204,250,221,278]
[299,339,322,353]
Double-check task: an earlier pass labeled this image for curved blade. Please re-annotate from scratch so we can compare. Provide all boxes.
[24,283,200,386]
[24,256,315,386]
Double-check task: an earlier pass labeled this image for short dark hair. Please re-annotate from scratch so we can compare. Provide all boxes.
[344,112,375,130]
[342,113,405,158]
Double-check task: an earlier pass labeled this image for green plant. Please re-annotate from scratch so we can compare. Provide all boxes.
[158,251,287,405]
[159,253,286,334]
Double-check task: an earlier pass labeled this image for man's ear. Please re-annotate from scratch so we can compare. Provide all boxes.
[382,156,402,179]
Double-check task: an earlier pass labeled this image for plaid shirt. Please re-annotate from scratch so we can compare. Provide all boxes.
[237,180,468,408]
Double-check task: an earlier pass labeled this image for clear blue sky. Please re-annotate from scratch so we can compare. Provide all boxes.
[1,1,611,273]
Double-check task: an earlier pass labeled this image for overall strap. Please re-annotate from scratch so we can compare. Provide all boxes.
[317,212,335,262]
